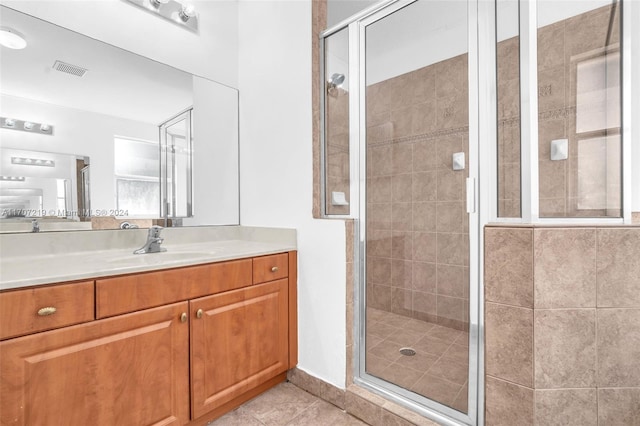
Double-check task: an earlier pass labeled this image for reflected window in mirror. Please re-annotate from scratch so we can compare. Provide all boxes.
[55,179,69,214]
[114,137,161,217]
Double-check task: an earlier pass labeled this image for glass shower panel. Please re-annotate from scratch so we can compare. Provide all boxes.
[364,0,470,413]
[161,110,193,219]
[537,0,621,217]
[496,0,521,218]
[323,28,350,215]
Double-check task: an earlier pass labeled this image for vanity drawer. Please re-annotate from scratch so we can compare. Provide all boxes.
[0,281,95,340]
[253,253,289,284]
[96,259,252,318]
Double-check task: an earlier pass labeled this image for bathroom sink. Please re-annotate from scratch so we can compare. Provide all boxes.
[105,251,212,266]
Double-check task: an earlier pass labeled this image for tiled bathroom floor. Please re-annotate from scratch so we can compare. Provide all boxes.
[209,382,366,425]
[210,309,468,425]
[366,308,469,412]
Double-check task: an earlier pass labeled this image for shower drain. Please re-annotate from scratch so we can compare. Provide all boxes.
[399,347,416,356]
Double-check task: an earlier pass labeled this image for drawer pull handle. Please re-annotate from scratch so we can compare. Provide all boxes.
[37,307,57,316]
[271,266,279,272]
[196,309,203,319]
[180,313,187,323]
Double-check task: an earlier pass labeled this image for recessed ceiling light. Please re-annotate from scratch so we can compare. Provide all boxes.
[0,27,27,50]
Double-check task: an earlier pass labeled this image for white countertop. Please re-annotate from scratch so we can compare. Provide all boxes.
[0,227,296,290]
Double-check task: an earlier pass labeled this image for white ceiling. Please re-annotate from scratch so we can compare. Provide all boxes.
[0,6,193,125]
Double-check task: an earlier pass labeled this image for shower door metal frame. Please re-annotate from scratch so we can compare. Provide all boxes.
[323,0,485,424]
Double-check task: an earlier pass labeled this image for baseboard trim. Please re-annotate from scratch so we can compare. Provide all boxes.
[287,368,440,426]
[287,368,346,409]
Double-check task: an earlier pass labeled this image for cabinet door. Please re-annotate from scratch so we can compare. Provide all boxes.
[190,279,289,418]
[0,302,190,426]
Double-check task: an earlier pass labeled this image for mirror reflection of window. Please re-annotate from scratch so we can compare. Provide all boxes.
[55,179,68,215]
[114,137,160,217]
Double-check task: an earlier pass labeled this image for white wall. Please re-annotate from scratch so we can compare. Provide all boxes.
[182,77,240,226]
[2,0,238,87]
[238,0,347,389]
[0,95,158,212]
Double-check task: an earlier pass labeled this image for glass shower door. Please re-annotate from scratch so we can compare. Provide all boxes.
[358,0,477,423]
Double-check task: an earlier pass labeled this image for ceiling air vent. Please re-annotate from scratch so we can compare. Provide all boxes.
[52,60,88,77]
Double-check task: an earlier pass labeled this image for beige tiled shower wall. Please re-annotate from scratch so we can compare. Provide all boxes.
[325,89,350,216]
[497,4,621,218]
[364,54,470,331]
[484,225,640,425]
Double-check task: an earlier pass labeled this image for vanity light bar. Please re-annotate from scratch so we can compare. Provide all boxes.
[11,157,55,167]
[123,0,198,32]
[0,176,26,181]
[1,117,54,135]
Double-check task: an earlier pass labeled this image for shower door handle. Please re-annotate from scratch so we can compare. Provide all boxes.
[466,178,476,214]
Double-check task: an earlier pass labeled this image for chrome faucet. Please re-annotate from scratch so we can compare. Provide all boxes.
[31,219,40,233]
[133,226,166,254]
[120,221,139,229]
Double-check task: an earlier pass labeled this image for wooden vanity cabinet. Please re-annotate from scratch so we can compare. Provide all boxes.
[0,281,94,340]
[190,279,289,419]
[0,251,297,426]
[0,302,190,426]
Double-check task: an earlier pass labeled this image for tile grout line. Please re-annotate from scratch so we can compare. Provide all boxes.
[531,228,537,420]
[282,400,322,426]
[594,228,600,426]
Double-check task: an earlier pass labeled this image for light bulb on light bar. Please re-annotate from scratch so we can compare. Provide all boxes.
[150,0,169,7]
[0,176,26,181]
[0,117,54,134]
[179,3,196,21]
[123,0,198,32]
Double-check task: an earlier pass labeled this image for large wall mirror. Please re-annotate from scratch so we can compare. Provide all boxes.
[0,5,239,233]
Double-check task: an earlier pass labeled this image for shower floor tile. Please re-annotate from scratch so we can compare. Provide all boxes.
[365,308,469,413]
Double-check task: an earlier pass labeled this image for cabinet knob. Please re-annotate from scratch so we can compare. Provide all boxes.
[37,307,57,316]
[180,312,187,323]
[271,266,279,272]
[196,309,203,319]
